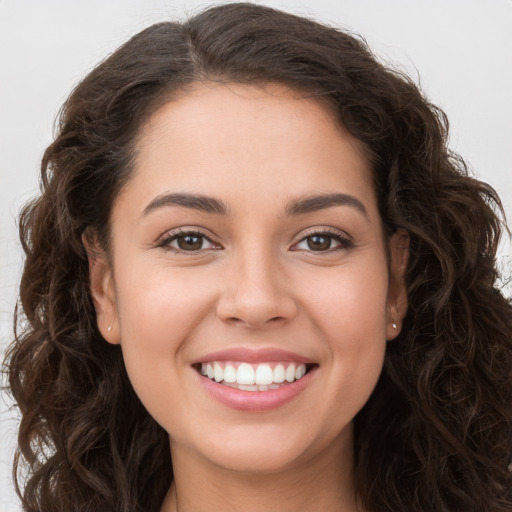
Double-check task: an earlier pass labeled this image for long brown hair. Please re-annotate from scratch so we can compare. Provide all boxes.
[5,3,512,511]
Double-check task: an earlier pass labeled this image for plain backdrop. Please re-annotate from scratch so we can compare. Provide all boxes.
[1,1,511,510]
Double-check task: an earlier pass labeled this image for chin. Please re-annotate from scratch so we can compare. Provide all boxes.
[186,421,349,475]
[209,443,307,474]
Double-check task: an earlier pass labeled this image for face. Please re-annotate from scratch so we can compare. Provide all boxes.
[88,82,408,475]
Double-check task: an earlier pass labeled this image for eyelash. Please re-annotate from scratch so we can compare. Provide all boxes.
[292,228,354,252]
[156,228,353,254]
[156,229,219,253]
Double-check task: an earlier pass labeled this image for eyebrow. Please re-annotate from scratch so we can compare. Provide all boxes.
[285,193,367,217]
[142,192,229,216]
[142,191,367,218]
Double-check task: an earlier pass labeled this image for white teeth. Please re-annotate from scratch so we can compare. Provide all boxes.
[273,364,285,383]
[255,364,273,385]
[239,384,258,391]
[200,361,309,389]
[236,363,255,385]
[223,382,273,391]
[223,364,237,383]
[213,362,223,382]
[285,364,296,383]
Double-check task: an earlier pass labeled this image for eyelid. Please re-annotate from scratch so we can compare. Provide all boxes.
[156,227,222,253]
[290,227,354,252]
[154,226,353,253]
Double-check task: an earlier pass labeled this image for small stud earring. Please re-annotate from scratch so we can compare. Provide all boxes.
[392,323,397,329]
[107,326,112,332]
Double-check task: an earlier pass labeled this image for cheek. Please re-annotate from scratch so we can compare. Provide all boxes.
[112,263,215,385]
[112,264,219,429]
[294,258,389,409]
[115,263,215,344]
[298,256,389,339]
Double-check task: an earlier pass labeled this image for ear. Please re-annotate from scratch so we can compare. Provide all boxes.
[386,228,409,341]
[82,231,120,345]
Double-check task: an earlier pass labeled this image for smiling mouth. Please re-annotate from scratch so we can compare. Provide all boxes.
[197,361,315,391]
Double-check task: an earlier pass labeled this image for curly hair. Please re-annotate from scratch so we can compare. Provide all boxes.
[5,3,512,511]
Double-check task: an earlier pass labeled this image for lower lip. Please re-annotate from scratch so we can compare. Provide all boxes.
[197,368,316,411]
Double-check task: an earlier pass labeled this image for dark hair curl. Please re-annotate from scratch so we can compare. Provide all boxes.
[4,3,512,511]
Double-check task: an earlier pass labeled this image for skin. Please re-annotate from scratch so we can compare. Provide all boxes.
[87,82,408,512]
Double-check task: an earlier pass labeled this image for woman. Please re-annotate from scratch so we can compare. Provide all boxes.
[5,3,512,511]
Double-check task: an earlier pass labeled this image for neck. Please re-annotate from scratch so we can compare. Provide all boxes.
[160,434,363,512]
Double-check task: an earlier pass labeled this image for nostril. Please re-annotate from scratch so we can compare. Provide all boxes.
[224,316,246,325]
[222,315,289,328]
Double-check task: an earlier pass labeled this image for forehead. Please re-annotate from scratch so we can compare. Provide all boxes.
[120,82,377,217]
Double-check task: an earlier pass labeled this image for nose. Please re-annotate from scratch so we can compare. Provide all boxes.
[216,247,298,329]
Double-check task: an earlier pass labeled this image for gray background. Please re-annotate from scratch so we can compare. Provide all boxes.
[1,1,511,510]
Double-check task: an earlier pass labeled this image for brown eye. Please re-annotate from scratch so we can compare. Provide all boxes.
[177,234,204,251]
[306,234,332,251]
[158,231,218,252]
[292,230,353,253]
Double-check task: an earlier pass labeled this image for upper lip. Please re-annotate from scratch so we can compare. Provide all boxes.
[191,347,315,365]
